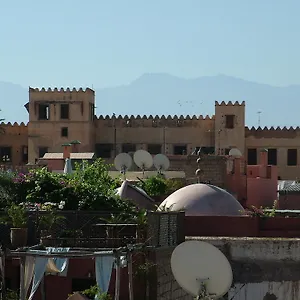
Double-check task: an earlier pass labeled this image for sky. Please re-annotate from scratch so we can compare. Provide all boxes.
[0,0,299,88]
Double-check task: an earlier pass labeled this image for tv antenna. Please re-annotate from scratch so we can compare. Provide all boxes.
[133,150,153,177]
[171,240,233,299]
[257,110,262,127]
[229,148,242,158]
[114,153,133,178]
[153,154,170,175]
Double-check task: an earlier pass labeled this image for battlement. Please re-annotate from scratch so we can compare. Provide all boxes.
[215,101,245,106]
[0,122,28,134]
[95,114,215,120]
[29,87,94,93]
[245,126,300,139]
[95,114,215,128]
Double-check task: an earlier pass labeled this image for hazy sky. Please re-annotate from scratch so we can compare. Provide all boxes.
[0,0,299,88]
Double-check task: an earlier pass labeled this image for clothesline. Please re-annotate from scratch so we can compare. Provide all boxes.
[0,243,151,300]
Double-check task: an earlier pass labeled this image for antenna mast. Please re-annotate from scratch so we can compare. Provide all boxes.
[257,110,262,127]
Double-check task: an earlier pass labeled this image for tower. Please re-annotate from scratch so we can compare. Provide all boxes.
[26,87,95,163]
[214,101,246,155]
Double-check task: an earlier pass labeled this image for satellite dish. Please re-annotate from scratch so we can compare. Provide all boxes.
[153,154,170,173]
[133,150,153,176]
[114,153,133,177]
[229,148,242,158]
[171,240,233,299]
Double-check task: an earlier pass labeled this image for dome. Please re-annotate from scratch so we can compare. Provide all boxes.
[158,183,245,216]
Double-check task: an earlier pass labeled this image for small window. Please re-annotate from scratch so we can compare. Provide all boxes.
[38,147,48,158]
[122,143,136,153]
[60,104,69,119]
[61,127,68,137]
[38,104,50,120]
[268,148,277,165]
[247,148,257,165]
[147,144,162,155]
[225,115,235,129]
[22,146,28,163]
[287,149,297,166]
[0,147,12,162]
[173,145,187,155]
[95,143,113,158]
[90,103,95,121]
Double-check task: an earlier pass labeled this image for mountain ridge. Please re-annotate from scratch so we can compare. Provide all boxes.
[0,73,298,127]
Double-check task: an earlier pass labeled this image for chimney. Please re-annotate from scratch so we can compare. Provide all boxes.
[62,143,72,159]
[70,140,81,153]
[260,149,268,166]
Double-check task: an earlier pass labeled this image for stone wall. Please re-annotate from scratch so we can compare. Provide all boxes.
[153,247,193,300]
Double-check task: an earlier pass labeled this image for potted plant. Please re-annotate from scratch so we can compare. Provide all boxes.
[38,203,65,246]
[6,204,28,248]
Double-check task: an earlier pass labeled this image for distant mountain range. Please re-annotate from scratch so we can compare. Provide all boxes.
[0,73,298,127]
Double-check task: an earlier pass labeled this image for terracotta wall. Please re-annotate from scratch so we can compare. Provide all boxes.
[185,215,300,238]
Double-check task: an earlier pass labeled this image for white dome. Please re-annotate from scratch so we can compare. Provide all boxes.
[158,183,245,216]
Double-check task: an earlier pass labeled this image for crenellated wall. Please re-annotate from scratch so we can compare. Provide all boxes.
[95,114,215,155]
[2,87,300,180]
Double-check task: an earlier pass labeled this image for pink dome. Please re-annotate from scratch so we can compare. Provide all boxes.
[158,183,245,216]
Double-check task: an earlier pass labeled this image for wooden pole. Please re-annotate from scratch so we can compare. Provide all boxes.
[114,257,120,300]
[19,257,26,300]
[127,252,134,300]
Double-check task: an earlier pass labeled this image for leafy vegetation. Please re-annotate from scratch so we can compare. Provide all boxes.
[70,285,112,300]
[136,175,185,197]
[0,159,135,215]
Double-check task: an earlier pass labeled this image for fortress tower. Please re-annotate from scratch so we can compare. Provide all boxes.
[26,87,95,163]
[214,101,246,155]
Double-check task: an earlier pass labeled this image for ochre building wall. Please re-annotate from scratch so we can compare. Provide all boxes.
[2,87,300,180]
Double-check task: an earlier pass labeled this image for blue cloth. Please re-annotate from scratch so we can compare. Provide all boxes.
[27,247,70,300]
[28,253,49,300]
[95,255,114,297]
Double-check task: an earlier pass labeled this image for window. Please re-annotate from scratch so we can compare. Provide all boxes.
[173,145,187,155]
[90,103,95,121]
[60,104,69,119]
[192,147,215,155]
[225,115,235,129]
[61,127,68,137]
[38,147,48,158]
[38,104,50,120]
[95,143,113,158]
[0,147,12,162]
[267,148,277,165]
[21,146,28,163]
[247,148,257,165]
[122,143,136,153]
[287,149,297,166]
[225,148,230,155]
[147,144,162,155]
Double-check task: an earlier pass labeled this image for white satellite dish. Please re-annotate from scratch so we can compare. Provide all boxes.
[171,240,233,299]
[114,153,133,177]
[153,154,170,173]
[229,148,242,158]
[133,150,153,176]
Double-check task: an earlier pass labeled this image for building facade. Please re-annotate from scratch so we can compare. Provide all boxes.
[1,87,300,179]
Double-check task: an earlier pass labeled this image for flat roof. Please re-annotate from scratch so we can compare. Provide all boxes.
[42,152,95,160]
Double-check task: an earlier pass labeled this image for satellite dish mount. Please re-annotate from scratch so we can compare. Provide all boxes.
[133,150,153,178]
[114,153,133,179]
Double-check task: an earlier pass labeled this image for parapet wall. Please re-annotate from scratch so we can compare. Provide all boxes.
[215,100,245,106]
[95,114,215,128]
[0,122,28,135]
[29,87,94,93]
[245,126,300,138]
